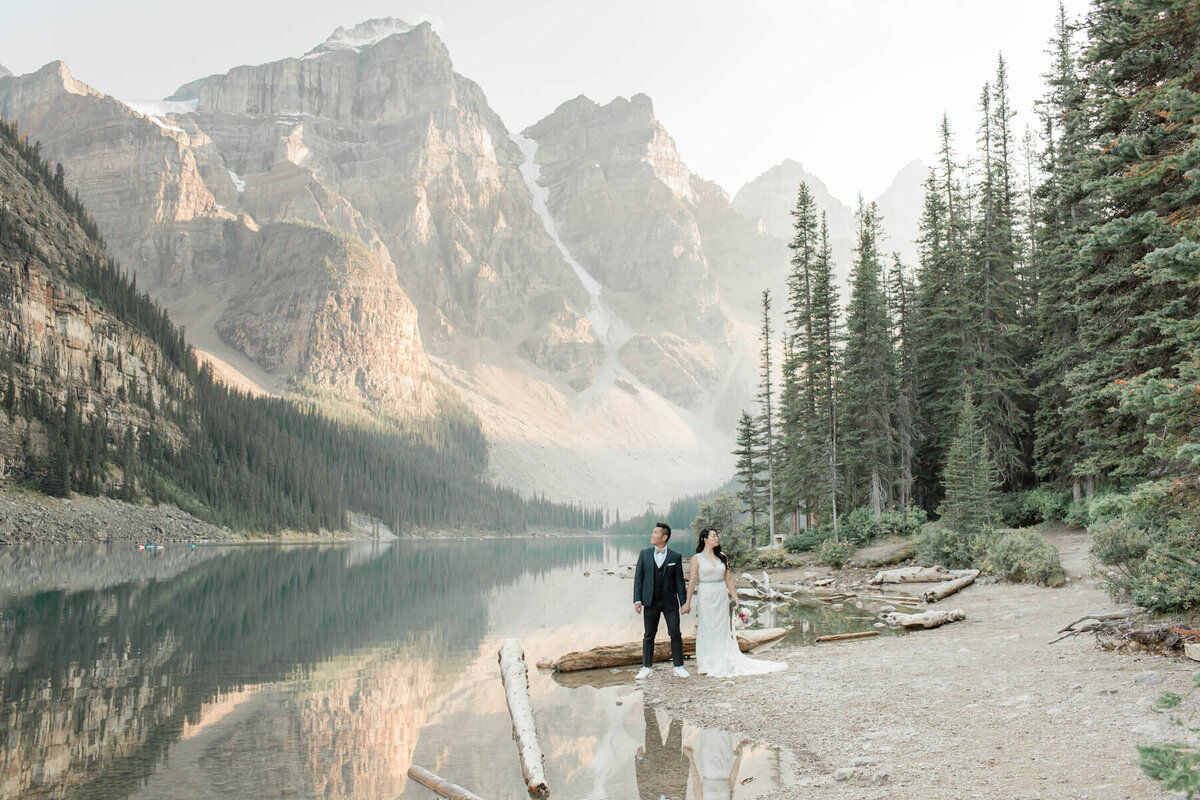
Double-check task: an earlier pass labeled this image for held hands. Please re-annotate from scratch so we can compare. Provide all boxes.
[634,601,643,614]
[680,603,691,614]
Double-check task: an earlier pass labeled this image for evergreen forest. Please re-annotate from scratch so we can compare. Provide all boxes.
[734,0,1199,618]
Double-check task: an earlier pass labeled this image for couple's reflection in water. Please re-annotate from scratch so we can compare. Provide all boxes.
[636,704,749,800]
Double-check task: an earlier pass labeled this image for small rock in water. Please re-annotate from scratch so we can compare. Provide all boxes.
[832,603,844,611]
[873,622,886,628]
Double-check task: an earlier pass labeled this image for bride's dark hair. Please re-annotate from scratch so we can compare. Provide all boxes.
[696,527,729,569]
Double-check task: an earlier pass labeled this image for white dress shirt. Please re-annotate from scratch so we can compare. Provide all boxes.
[654,547,667,568]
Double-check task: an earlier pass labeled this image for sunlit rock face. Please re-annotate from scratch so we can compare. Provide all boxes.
[186,19,592,357]
[0,59,437,418]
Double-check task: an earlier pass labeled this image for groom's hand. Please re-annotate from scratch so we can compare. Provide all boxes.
[634,601,643,614]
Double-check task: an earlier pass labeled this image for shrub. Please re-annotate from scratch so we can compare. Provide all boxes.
[915,522,990,570]
[782,524,832,553]
[877,505,927,538]
[998,491,1041,528]
[754,549,799,569]
[1063,499,1090,528]
[817,538,856,569]
[986,530,1066,586]
[1130,541,1200,614]
[842,506,880,546]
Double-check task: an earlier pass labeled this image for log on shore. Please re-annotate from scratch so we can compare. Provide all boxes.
[407,765,490,800]
[539,628,790,673]
[815,630,881,643]
[498,639,550,799]
[870,566,976,584]
[921,570,979,603]
[885,608,966,629]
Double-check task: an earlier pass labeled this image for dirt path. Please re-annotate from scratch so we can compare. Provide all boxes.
[640,528,1198,799]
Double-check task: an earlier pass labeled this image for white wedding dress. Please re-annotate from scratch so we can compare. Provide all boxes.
[694,555,786,677]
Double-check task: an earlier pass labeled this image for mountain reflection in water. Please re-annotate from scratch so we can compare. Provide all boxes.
[0,536,791,800]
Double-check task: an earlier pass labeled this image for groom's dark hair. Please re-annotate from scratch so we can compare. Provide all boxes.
[655,522,672,541]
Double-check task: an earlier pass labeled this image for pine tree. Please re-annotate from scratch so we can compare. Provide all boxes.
[940,386,1000,538]
[1031,3,1092,495]
[965,57,1030,488]
[839,200,897,516]
[733,411,768,544]
[757,291,777,546]
[1063,0,1200,492]
[777,183,823,532]
[913,119,970,511]
[812,215,842,537]
[888,254,919,508]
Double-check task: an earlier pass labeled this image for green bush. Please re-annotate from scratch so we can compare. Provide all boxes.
[782,524,832,553]
[1064,499,1090,528]
[999,486,1073,527]
[986,530,1066,586]
[817,538,856,569]
[1130,541,1200,614]
[753,549,799,569]
[878,506,928,538]
[1091,514,1153,570]
[842,506,880,546]
[915,522,991,570]
[998,491,1041,528]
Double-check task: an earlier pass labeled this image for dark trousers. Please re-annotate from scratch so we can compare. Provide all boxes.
[642,602,684,668]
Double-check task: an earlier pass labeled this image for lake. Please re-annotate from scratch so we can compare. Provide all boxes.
[0,533,877,800]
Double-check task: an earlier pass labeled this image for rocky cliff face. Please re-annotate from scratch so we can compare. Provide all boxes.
[0,60,437,417]
[0,131,189,481]
[185,20,593,363]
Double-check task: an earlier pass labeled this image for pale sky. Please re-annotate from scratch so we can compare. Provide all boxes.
[1,0,1090,203]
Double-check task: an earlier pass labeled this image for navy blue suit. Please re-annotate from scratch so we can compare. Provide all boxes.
[634,546,687,668]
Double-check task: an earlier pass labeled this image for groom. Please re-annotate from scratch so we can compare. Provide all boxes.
[633,522,689,680]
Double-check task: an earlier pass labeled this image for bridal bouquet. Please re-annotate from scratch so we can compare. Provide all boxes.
[734,606,752,629]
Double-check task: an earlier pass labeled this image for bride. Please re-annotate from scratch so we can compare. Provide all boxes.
[682,528,786,677]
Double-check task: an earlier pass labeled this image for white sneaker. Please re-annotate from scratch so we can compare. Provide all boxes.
[673,666,690,678]
[635,667,652,680]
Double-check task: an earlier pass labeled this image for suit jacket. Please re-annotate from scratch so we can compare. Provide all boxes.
[634,546,687,608]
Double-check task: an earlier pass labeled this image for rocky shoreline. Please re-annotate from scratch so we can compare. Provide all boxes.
[0,490,381,545]
[638,528,1196,799]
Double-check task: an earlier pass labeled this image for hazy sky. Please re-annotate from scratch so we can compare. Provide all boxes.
[2,0,1090,202]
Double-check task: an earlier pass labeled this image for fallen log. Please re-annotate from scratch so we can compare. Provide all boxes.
[407,765,490,800]
[885,608,966,629]
[539,627,790,673]
[815,630,881,643]
[922,570,979,603]
[498,639,550,799]
[870,566,976,584]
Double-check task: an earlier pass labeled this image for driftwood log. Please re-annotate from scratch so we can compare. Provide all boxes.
[741,572,793,601]
[815,630,881,643]
[922,570,979,603]
[407,765,490,800]
[537,627,789,673]
[498,639,550,799]
[870,566,977,584]
[885,608,966,629]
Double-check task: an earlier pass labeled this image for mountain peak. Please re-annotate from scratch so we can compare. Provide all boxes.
[0,63,11,78]
[303,18,419,58]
